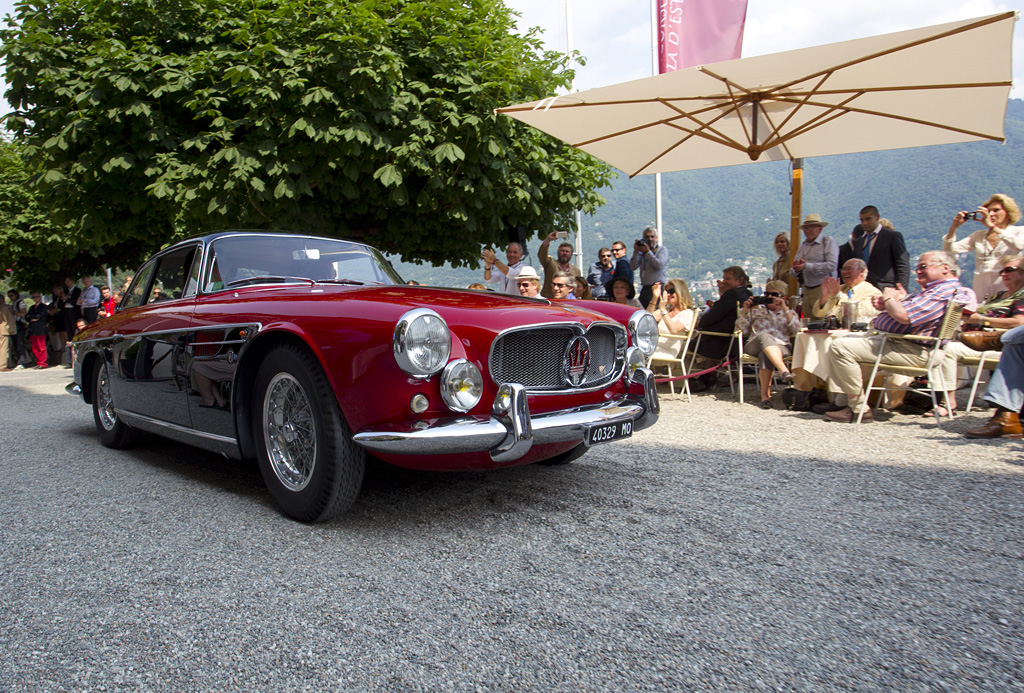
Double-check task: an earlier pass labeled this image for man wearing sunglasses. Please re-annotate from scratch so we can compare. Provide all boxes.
[587,247,616,299]
[515,266,542,298]
[824,251,962,422]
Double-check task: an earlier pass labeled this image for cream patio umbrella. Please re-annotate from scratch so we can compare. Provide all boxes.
[498,12,1016,274]
[498,12,1015,176]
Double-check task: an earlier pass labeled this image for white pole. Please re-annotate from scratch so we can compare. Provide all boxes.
[651,0,663,245]
[566,0,585,272]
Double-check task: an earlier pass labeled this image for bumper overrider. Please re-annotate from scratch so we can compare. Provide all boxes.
[352,367,659,463]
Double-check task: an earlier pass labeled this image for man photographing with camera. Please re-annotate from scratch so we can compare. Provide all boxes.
[630,225,668,308]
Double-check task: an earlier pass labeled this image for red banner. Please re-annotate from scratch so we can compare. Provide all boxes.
[659,0,747,73]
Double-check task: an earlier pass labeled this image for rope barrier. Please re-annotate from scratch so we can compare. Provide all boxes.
[652,358,736,384]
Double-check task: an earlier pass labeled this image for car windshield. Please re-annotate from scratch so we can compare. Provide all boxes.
[204,234,403,292]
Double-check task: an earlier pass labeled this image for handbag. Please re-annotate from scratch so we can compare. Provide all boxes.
[959,330,1003,352]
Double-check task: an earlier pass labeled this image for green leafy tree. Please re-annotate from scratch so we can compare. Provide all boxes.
[0,139,94,290]
[0,0,613,276]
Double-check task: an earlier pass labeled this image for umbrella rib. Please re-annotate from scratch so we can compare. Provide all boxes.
[771,11,1015,94]
[769,95,1006,143]
[753,72,835,157]
[777,81,1013,97]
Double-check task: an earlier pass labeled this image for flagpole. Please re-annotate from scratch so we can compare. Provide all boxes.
[566,0,584,272]
[651,0,663,246]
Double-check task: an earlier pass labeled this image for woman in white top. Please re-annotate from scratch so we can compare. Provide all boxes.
[647,279,696,360]
[943,193,1024,303]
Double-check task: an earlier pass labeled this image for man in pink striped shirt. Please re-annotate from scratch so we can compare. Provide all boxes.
[824,251,962,422]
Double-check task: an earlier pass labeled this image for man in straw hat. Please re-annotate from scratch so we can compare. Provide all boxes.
[515,266,542,298]
[791,213,839,318]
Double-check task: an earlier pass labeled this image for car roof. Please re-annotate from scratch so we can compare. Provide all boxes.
[158,230,379,255]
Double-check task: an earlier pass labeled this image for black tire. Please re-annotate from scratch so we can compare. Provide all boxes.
[252,344,365,522]
[92,360,136,449]
[539,443,588,466]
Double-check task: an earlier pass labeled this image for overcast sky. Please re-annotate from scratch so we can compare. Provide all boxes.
[504,0,1023,98]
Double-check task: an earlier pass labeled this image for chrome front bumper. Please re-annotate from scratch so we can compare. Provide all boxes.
[352,367,659,463]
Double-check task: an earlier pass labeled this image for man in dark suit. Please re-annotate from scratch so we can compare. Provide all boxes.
[691,265,751,390]
[837,205,910,291]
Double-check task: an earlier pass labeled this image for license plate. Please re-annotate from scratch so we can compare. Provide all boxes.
[586,419,633,446]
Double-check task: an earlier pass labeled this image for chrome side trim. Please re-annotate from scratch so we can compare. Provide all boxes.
[118,410,242,459]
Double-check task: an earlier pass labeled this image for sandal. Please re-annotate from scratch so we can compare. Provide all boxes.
[923,404,957,417]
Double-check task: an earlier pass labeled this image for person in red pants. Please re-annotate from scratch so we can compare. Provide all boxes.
[26,292,49,369]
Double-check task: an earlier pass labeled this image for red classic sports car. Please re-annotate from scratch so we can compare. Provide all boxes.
[68,232,660,522]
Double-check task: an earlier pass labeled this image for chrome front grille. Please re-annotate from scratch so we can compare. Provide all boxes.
[489,323,625,391]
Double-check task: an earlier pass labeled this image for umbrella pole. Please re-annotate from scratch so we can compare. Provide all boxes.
[789,158,803,300]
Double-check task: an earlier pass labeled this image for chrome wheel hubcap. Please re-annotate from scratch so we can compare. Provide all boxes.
[263,373,316,492]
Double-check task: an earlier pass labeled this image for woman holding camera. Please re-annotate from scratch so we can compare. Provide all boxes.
[943,193,1024,303]
[737,280,801,408]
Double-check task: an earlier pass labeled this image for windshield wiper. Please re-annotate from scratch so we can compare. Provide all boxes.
[225,276,315,288]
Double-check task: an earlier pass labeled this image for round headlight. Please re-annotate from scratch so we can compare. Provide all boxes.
[393,308,451,377]
[440,359,483,413]
[628,310,659,357]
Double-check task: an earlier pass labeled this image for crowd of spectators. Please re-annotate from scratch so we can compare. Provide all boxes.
[474,195,1022,444]
[0,276,122,371]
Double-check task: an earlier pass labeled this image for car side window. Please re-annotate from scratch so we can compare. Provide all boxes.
[149,245,199,303]
[118,261,156,311]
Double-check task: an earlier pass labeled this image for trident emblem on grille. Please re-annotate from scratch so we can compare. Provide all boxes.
[562,336,591,387]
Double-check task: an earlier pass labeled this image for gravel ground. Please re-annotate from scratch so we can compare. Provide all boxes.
[2,366,1023,692]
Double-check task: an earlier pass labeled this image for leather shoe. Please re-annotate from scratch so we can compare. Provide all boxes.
[824,406,873,423]
[965,410,1022,439]
[961,331,1004,352]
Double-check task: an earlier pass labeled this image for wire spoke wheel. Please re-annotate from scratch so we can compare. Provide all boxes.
[263,373,317,492]
[92,360,136,448]
[253,345,365,522]
[96,364,117,431]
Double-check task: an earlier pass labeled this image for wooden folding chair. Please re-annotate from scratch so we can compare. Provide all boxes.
[685,303,742,402]
[646,313,698,401]
[856,300,964,425]
[957,348,1001,413]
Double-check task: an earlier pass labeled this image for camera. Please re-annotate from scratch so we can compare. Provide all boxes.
[963,210,985,221]
[634,238,649,247]
[751,295,773,306]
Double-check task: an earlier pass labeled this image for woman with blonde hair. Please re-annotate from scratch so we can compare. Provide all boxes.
[944,193,1024,302]
[771,233,792,290]
[647,279,696,360]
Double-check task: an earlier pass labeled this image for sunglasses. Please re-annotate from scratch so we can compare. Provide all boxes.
[999,266,1021,275]
[516,282,534,288]
[551,282,570,289]
[914,261,941,271]
[664,288,676,295]
[764,292,782,298]
[599,254,612,258]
